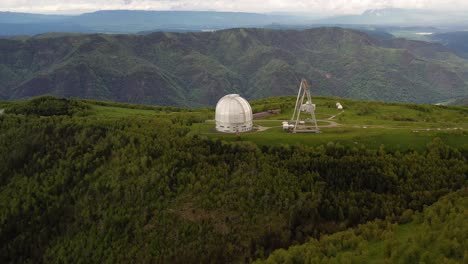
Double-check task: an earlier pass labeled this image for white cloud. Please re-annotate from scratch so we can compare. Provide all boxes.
[0,0,467,14]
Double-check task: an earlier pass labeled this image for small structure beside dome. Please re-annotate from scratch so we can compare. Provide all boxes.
[215,94,253,133]
[301,100,316,113]
[336,102,343,110]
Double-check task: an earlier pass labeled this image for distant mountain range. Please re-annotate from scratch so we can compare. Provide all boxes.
[1,28,467,106]
[316,8,468,26]
[0,10,312,35]
[1,9,468,36]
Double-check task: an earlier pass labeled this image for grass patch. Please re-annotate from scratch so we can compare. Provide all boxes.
[88,104,161,118]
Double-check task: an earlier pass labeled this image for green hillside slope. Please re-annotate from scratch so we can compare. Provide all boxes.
[1,28,468,106]
[0,96,467,263]
[432,31,468,59]
[258,189,468,264]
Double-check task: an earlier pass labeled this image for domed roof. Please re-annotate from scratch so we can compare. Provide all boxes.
[215,94,253,133]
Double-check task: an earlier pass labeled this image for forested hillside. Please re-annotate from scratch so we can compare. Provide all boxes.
[1,28,468,106]
[258,189,468,263]
[432,31,468,59]
[0,97,466,263]
[448,96,468,106]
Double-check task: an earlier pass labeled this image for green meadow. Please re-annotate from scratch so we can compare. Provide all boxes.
[193,96,468,151]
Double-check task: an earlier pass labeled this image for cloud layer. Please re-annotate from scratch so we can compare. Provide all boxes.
[1,0,467,14]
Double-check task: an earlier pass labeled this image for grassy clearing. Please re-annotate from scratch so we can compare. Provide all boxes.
[195,123,467,151]
[88,104,160,118]
[78,95,467,151]
[193,96,468,151]
[256,96,467,127]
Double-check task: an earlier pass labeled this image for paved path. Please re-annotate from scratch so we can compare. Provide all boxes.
[254,119,340,132]
[255,125,272,132]
[328,110,344,120]
[209,118,465,133]
[318,120,339,128]
[348,124,466,131]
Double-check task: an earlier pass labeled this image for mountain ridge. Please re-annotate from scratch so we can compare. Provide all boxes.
[1,27,467,106]
[0,10,309,35]
[2,9,468,36]
[315,8,468,26]
[431,31,468,59]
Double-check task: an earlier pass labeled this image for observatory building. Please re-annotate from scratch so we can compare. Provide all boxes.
[215,94,253,133]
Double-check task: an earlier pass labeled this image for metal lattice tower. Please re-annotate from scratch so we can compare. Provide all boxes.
[290,79,319,133]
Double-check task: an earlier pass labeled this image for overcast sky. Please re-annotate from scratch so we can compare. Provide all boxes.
[1,0,467,15]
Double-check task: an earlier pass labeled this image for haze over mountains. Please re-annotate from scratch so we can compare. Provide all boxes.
[318,8,468,26]
[0,10,312,35]
[1,8,468,36]
[1,28,467,106]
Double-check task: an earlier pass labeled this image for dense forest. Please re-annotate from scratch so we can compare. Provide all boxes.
[0,97,467,263]
[259,189,468,263]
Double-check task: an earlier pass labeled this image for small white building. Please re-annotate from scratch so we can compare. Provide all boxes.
[215,94,253,133]
[282,123,295,131]
[301,101,316,113]
[336,102,343,110]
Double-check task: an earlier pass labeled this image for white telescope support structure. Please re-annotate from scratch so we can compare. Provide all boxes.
[290,79,319,133]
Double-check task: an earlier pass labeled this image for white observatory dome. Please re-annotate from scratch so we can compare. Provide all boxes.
[215,94,253,133]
